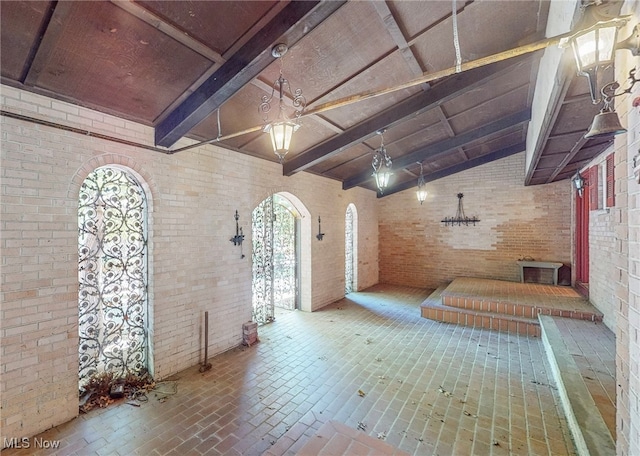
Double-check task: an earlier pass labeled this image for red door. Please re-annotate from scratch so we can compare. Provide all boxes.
[575,173,589,296]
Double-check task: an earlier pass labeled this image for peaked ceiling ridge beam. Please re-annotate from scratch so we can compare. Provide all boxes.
[342,108,530,190]
[154,0,346,147]
[380,141,526,197]
[283,56,528,176]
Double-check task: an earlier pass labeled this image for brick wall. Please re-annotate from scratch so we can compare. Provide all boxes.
[575,2,640,452]
[378,152,571,289]
[587,148,619,331]
[0,84,379,442]
[615,3,640,452]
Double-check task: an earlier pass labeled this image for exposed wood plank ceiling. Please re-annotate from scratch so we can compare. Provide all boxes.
[0,0,621,196]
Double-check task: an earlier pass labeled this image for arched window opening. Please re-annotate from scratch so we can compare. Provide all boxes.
[345,203,358,294]
[78,166,149,388]
[252,194,300,324]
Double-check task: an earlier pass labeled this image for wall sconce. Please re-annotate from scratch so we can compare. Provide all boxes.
[229,210,245,258]
[585,68,639,138]
[441,193,480,226]
[371,129,393,193]
[560,3,639,104]
[416,162,428,205]
[572,173,586,197]
[316,216,325,241]
[259,43,306,163]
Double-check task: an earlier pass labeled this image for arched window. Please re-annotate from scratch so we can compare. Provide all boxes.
[345,203,358,294]
[78,166,149,386]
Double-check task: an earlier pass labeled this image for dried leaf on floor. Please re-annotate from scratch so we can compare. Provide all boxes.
[438,386,452,397]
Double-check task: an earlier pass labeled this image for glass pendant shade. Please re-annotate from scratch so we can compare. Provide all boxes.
[417,188,428,204]
[572,26,617,71]
[268,120,298,160]
[561,18,622,102]
[374,167,392,191]
[371,129,392,193]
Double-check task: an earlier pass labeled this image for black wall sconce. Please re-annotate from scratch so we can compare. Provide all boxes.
[229,210,245,258]
[572,173,586,197]
[316,216,325,241]
[441,193,480,226]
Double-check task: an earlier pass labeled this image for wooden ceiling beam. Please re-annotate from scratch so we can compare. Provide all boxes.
[343,109,530,190]
[283,56,527,176]
[381,141,526,197]
[154,1,345,147]
[22,2,69,86]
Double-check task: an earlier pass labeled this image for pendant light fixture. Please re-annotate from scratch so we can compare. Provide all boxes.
[416,162,428,204]
[371,129,393,193]
[259,43,306,163]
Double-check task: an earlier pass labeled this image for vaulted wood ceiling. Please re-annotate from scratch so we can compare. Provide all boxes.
[1,0,619,195]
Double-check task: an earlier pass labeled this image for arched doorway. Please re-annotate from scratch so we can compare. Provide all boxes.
[252,194,301,324]
[77,166,149,387]
[345,203,358,294]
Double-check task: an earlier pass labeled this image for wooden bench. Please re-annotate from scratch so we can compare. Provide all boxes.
[517,261,564,285]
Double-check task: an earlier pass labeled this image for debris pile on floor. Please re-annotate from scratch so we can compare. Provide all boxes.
[79,370,155,413]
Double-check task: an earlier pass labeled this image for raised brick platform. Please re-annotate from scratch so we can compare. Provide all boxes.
[421,277,603,337]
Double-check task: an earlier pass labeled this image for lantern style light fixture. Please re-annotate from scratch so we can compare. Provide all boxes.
[416,162,428,205]
[560,18,623,103]
[259,43,306,163]
[559,4,639,104]
[572,173,586,197]
[371,129,393,193]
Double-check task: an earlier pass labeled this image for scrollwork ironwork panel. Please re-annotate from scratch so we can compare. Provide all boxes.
[78,167,148,387]
[252,196,275,325]
[345,205,355,294]
[252,195,297,324]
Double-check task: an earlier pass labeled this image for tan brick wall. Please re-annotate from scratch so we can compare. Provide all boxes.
[378,152,571,289]
[0,84,379,442]
[587,148,619,331]
[615,4,640,452]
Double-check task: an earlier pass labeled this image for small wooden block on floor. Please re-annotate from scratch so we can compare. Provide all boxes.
[295,420,410,456]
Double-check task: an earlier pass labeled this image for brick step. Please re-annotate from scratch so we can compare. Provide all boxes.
[421,287,540,337]
[539,316,615,456]
[440,291,602,322]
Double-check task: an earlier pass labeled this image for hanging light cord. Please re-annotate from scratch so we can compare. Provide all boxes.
[216,108,222,141]
[452,0,462,73]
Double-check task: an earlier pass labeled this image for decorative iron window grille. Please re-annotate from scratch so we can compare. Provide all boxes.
[252,195,297,325]
[78,167,148,387]
[345,205,355,294]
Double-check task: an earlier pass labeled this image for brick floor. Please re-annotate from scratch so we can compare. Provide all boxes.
[2,284,578,455]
